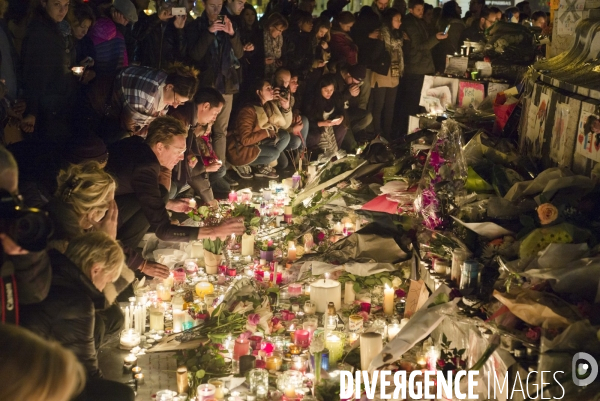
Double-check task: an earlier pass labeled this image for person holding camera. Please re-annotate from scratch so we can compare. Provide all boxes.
[227,80,291,179]
[132,0,187,70]
[186,0,245,190]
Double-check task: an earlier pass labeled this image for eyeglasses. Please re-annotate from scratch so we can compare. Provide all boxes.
[168,146,187,155]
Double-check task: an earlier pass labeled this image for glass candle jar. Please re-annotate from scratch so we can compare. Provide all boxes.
[325,331,346,365]
[265,353,283,371]
[247,368,269,395]
[277,370,304,399]
[207,378,226,400]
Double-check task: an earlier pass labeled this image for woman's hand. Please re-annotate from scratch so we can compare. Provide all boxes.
[205,160,222,172]
[278,91,290,110]
[436,32,448,40]
[141,261,170,278]
[243,42,255,51]
[91,200,118,239]
[187,154,198,168]
[321,41,329,49]
[167,198,193,213]
[81,69,96,84]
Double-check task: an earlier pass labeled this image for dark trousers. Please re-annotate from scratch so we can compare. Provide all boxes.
[74,378,135,401]
[94,303,125,350]
[370,85,398,141]
[343,107,373,150]
[115,185,169,250]
[393,73,425,139]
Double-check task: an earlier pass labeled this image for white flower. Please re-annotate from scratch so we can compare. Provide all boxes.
[254,297,274,334]
[232,301,254,314]
[392,277,402,289]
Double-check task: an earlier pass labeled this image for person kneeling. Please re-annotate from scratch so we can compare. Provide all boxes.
[20,232,135,401]
[227,80,291,179]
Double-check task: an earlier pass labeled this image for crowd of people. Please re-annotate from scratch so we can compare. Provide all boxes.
[0,0,551,399]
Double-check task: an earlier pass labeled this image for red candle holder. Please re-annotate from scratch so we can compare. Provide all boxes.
[227,267,237,277]
[360,302,371,313]
[218,265,227,275]
[249,335,263,350]
[255,359,266,369]
[294,329,310,348]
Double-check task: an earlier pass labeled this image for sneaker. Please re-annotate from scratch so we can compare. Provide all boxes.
[232,164,253,179]
[254,165,279,178]
[223,175,239,187]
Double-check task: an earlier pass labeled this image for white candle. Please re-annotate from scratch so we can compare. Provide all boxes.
[189,198,197,209]
[334,222,343,234]
[191,241,204,258]
[173,309,186,333]
[120,329,141,348]
[124,306,130,330]
[287,241,296,261]
[344,283,356,304]
[383,284,394,316]
[387,323,401,341]
[309,278,341,313]
[360,332,383,371]
[149,307,165,331]
[264,271,271,282]
[241,233,254,256]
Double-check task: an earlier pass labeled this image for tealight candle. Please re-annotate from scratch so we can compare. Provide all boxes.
[195,281,214,298]
[134,373,144,385]
[123,353,137,373]
[387,322,401,341]
[157,283,171,302]
[265,355,282,371]
[229,190,238,203]
[131,366,142,378]
[189,198,197,209]
[303,300,316,315]
[197,383,216,401]
[334,222,343,234]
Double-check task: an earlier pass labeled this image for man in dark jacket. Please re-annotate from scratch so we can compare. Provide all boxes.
[20,232,135,401]
[460,7,496,43]
[394,0,446,138]
[186,0,244,191]
[106,116,244,250]
[132,4,187,70]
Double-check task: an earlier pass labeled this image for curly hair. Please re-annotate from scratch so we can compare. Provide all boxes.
[165,62,200,99]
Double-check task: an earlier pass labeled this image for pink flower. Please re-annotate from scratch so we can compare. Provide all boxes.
[239,330,253,340]
[271,317,280,326]
[261,342,274,353]
[317,232,326,242]
[357,311,370,321]
[248,314,260,326]
[526,327,541,341]
[429,151,445,173]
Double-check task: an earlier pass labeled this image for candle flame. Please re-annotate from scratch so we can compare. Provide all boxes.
[325,272,330,281]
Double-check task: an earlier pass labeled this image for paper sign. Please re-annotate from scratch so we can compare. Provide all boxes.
[474,61,493,78]
[404,279,429,318]
[451,216,514,239]
[458,81,485,108]
[487,83,510,101]
[575,103,600,162]
[444,56,468,76]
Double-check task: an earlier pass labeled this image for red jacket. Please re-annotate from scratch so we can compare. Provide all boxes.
[329,30,358,66]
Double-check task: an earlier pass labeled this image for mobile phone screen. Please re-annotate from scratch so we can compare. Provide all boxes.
[172,7,186,15]
[444,25,450,35]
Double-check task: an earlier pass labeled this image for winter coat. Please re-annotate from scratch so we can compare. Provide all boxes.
[20,249,107,378]
[401,13,438,75]
[88,17,129,76]
[185,11,244,94]
[21,10,76,123]
[227,104,289,166]
[329,29,358,65]
[371,26,403,88]
[132,14,186,70]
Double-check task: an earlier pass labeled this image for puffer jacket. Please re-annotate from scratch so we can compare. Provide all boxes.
[20,249,107,378]
[89,17,129,76]
[132,13,186,70]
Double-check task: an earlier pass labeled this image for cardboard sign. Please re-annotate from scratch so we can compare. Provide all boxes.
[404,279,429,318]
[458,81,485,108]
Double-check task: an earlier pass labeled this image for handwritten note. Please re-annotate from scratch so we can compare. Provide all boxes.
[444,56,468,77]
[458,81,485,108]
[404,279,429,318]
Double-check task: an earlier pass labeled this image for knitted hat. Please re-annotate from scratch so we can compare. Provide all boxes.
[113,0,138,23]
[348,64,367,81]
[64,135,109,165]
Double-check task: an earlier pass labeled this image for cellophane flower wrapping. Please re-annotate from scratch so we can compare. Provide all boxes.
[414,119,468,230]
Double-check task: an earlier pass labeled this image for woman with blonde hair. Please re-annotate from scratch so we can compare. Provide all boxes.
[0,324,86,401]
[20,231,135,401]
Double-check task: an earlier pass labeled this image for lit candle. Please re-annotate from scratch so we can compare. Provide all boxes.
[233,338,250,360]
[263,189,272,201]
[284,386,296,398]
[195,281,214,298]
[120,329,141,348]
[303,300,316,315]
[265,355,282,371]
[309,276,341,313]
[264,271,271,282]
[134,372,144,385]
[325,332,345,364]
[149,306,165,331]
[387,322,401,341]
[383,284,394,316]
[287,241,296,261]
[241,233,255,256]
[189,198,197,209]
[173,309,186,333]
[343,222,355,236]
[123,353,137,373]
[294,329,310,348]
[197,383,216,401]
[360,332,383,371]
[334,222,343,234]
[229,190,238,203]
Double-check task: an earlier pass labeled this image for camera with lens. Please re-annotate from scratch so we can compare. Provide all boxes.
[0,190,53,253]
[277,86,289,99]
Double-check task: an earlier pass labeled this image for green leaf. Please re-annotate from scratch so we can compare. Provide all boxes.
[365,278,375,285]
[353,282,361,293]
[380,277,392,287]
[348,274,356,281]
[442,333,448,345]
[196,369,205,379]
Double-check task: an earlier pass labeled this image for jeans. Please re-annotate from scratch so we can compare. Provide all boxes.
[212,94,233,163]
[370,85,398,141]
[285,115,309,151]
[250,131,291,166]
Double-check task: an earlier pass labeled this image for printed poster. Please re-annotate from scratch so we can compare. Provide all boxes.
[550,103,570,163]
[526,92,549,158]
[458,81,485,108]
[575,107,600,162]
